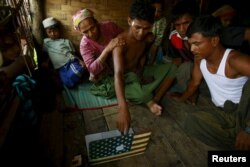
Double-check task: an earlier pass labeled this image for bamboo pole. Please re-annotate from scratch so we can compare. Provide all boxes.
[30,0,44,46]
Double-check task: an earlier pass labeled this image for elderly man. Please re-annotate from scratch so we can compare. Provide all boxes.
[72,9,124,82]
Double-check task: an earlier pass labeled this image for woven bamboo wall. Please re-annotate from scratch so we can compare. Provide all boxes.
[43,0,177,49]
[44,0,133,48]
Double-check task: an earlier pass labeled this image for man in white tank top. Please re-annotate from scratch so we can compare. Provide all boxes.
[172,16,250,150]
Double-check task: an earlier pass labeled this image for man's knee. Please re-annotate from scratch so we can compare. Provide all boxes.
[126,89,152,104]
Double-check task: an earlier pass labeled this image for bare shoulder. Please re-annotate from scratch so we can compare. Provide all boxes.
[113,32,129,53]
[228,50,250,64]
[228,49,250,76]
[117,31,128,39]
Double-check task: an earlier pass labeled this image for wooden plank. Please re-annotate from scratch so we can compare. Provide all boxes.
[82,109,111,166]
[90,102,217,167]
[82,109,109,134]
[158,97,217,164]
[103,104,186,167]
[92,156,150,167]
[101,105,152,167]
[94,161,119,167]
[129,105,185,167]
[63,111,88,167]
[157,110,208,167]
[115,154,151,167]
[102,106,119,130]
[63,109,113,167]
[39,109,64,167]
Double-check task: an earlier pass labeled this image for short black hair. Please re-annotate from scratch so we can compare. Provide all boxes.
[149,0,164,8]
[129,0,155,24]
[171,0,198,22]
[186,15,223,38]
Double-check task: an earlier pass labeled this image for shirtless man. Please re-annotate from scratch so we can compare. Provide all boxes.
[113,0,176,133]
[175,16,250,150]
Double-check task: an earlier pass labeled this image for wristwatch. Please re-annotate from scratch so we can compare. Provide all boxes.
[245,126,250,134]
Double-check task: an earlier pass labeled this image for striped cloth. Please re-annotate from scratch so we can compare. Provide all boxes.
[62,81,118,111]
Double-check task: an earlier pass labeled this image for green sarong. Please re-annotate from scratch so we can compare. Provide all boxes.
[184,79,250,149]
[90,63,176,103]
[124,63,176,104]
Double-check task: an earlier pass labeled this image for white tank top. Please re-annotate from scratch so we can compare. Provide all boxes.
[200,49,249,107]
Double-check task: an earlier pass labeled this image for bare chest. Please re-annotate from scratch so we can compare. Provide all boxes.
[125,42,146,70]
[206,63,218,74]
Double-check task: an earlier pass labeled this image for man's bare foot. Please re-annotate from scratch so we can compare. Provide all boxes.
[146,100,162,116]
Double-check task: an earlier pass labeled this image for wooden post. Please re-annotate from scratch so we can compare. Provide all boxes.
[30,0,44,46]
